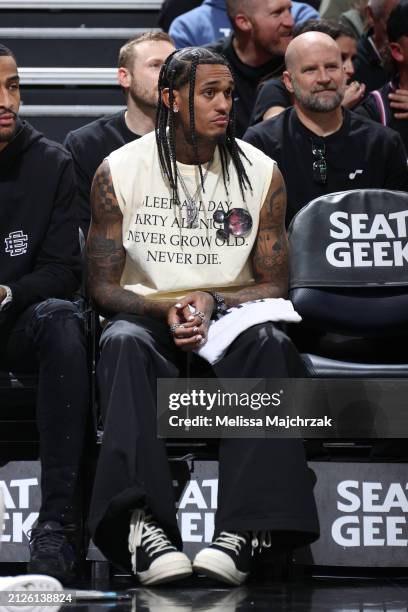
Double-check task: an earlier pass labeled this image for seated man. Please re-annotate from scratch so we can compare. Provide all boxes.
[251,19,365,124]
[64,32,175,236]
[87,46,319,587]
[353,0,398,92]
[205,0,295,137]
[0,44,89,583]
[243,31,408,226]
[356,0,408,153]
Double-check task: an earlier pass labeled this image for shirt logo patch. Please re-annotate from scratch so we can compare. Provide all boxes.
[5,230,28,256]
[349,169,363,180]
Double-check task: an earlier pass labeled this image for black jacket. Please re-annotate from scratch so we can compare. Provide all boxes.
[206,36,285,137]
[354,31,392,93]
[355,78,408,154]
[0,120,81,328]
[64,111,139,235]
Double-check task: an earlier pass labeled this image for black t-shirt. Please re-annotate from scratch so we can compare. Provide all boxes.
[251,78,291,125]
[206,36,285,138]
[243,107,408,226]
[355,80,408,155]
[64,110,139,235]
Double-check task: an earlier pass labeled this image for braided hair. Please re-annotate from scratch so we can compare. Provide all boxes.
[156,47,252,208]
[0,44,16,60]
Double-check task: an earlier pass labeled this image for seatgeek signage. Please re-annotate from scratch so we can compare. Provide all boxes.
[0,462,40,562]
[289,189,408,288]
[296,462,408,567]
[3,460,408,566]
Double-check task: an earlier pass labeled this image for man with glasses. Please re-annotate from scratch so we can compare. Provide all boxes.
[86,46,319,587]
[243,31,408,226]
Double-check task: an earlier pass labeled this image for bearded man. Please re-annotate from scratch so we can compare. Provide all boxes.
[243,31,408,225]
[64,32,175,235]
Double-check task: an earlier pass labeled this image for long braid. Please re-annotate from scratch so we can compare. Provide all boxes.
[224,104,253,202]
[167,70,180,207]
[188,55,205,189]
[219,146,230,197]
[218,102,252,202]
[156,50,178,191]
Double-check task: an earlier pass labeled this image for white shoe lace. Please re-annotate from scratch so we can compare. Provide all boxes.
[214,530,272,557]
[214,531,248,555]
[128,509,176,574]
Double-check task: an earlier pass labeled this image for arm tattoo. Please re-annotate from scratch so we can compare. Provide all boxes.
[267,185,284,217]
[219,170,289,307]
[87,161,171,319]
[93,166,123,218]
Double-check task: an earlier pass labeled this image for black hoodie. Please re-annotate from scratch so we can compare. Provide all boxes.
[206,36,286,138]
[0,120,81,328]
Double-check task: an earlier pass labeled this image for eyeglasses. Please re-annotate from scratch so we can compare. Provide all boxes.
[311,140,327,184]
[213,208,253,241]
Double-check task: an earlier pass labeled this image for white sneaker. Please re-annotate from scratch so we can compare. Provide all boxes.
[193,530,272,586]
[0,574,63,612]
[128,509,192,586]
[193,531,254,586]
[0,575,62,592]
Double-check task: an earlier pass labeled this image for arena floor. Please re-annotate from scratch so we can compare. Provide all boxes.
[57,574,408,611]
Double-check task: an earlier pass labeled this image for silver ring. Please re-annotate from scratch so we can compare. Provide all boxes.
[196,310,206,322]
[169,323,183,334]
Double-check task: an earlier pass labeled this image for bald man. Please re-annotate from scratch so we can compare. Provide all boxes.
[243,32,408,224]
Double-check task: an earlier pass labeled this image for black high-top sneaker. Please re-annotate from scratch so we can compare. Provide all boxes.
[28,521,76,584]
[193,531,253,585]
[128,509,192,586]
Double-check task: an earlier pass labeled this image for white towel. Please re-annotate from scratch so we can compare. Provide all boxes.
[195,298,302,365]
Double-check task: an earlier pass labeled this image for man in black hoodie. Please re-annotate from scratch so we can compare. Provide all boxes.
[0,44,89,583]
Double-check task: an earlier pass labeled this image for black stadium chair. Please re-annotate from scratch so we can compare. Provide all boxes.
[287,189,408,456]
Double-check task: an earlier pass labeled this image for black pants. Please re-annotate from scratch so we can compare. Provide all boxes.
[1,299,90,525]
[89,315,319,571]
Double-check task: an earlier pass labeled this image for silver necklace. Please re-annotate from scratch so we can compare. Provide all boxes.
[176,160,212,228]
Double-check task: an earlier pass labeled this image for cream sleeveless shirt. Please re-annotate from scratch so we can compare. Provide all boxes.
[107,131,275,301]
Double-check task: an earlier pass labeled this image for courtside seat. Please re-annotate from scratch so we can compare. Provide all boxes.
[0,371,38,460]
[288,189,408,457]
[288,189,408,378]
